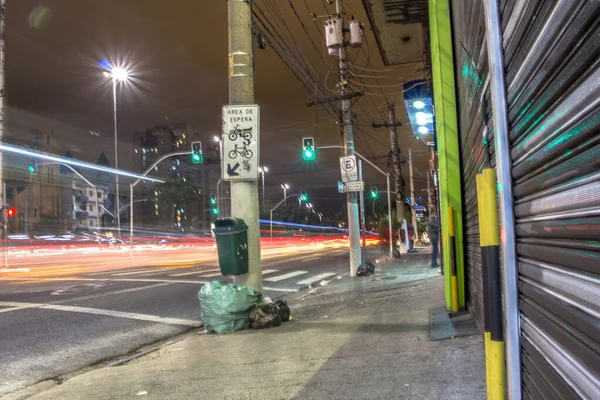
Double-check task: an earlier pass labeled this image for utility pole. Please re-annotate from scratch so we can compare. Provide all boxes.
[336,0,361,275]
[228,0,262,292]
[0,0,6,241]
[409,148,418,240]
[372,103,408,253]
[358,159,366,263]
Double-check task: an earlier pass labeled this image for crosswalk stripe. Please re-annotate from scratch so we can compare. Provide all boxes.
[296,272,337,285]
[111,269,162,276]
[301,257,320,262]
[262,269,278,275]
[202,272,224,277]
[265,270,307,282]
[169,268,221,277]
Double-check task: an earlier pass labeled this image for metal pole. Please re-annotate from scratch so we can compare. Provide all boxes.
[0,0,5,243]
[94,186,99,229]
[409,148,418,241]
[386,174,393,258]
[336,0,361,276]
[112,78,120,235]
[261,170,265,211]
[483,0,521,398]
[358,160,366,263]
[129,184,133,243]
[283,186,287,205]
[270,209,273,239]
[228,0,262,292]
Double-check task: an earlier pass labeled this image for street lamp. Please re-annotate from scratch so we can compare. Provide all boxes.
[281,183,290,205]
[103,65,130,235]
[258,166,268,210]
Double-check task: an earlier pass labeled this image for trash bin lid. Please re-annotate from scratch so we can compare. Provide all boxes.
[214,218,248,233]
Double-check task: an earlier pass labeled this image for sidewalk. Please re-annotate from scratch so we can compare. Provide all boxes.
[7,253,486,400]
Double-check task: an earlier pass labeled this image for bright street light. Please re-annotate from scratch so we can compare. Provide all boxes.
[281,183,290,205]
[259,166,269,211]
[413,100,425,109]
[102,62,131,235]
[418,126,429,134]
[213,135,221,142]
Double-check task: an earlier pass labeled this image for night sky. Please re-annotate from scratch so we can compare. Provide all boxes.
[6,0,431,214]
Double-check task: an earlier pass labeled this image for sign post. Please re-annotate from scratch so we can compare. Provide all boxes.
[222,105,260,181]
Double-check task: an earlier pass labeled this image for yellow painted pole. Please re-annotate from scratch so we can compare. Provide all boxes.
[477,169,505,400]
[448,206,458,312]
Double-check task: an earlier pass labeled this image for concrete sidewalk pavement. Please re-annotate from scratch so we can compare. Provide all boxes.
[6,253,486,400]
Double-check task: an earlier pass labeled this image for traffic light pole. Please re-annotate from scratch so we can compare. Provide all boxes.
[358,160,367,263]
[129,151,190,245]
[269,194,301,238]
[317,145,393,259]
[228,0,262,292]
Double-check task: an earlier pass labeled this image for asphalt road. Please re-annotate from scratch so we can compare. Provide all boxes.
[0,248,357,396]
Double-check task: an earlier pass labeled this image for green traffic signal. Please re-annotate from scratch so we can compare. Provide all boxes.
[300,190,308,202]
[28,165,35,173]
[302,137,315,161]
[212,207,219,215]
[370,187,378,199]
[210,194,217,205]
[191,141,203,164]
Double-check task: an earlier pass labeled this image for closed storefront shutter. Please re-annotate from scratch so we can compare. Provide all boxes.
[451,0,494,332]
[502,0,600,398]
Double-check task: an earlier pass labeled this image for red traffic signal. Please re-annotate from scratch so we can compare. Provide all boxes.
[6,207,16,218]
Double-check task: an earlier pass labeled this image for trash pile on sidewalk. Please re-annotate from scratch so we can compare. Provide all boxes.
[356,262,375,276]
[197,280,292,334]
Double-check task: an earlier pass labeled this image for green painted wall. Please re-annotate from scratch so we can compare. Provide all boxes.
[429,0,465,310]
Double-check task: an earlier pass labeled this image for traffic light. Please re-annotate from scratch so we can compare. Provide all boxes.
[6,207,16,218]
[300,190,308,202]
[191,141,203,164]
[370,187,378,199]
[212,206,219,215]
[28,160,36,173]
[210,194,217,205]
[302,137,315,161]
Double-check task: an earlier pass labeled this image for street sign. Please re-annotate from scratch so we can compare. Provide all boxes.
[413,205,425,211]
[222,105,260,181]
[404,196,412,204]
[346,181,364,192]
[340,155,358,182]
[337,181,364,193]
[416,212,424,218]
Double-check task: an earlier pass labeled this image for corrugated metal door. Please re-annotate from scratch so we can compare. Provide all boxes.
[450,0,494,331]
[502,0,600,398]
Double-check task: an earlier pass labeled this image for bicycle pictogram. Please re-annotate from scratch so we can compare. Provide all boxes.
[228,144,254,160]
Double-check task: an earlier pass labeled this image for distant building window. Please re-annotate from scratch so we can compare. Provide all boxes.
[34,208,37,218]
[90,205,94,212]
[46,136,51,145]
[90,190,93,197]
[89,221,93,227]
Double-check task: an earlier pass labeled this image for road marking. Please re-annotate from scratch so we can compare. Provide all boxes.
[296,272,337,285]
[0,268,30,273]
[262,269,278,275]
[0,277,209,285]
[301,257,320,262]
[265,271,307,282]
[263,286,297,292]
[52,283,173,304]
[201,272,224,277]
[0,301,201,327]
[169,268,221,277]
[111,269,163,276]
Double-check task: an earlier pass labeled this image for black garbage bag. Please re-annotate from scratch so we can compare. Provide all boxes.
[273,299,292,322]
[356,262,375,276]
[249,304,282,329]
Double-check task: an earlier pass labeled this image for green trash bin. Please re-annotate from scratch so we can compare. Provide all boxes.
[214,218,249,276]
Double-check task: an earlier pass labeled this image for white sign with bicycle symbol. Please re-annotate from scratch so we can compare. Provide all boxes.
[222,105,260,181]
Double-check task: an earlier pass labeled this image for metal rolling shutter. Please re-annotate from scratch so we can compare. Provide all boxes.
[450,0,494,331]
[502,0,600,398]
